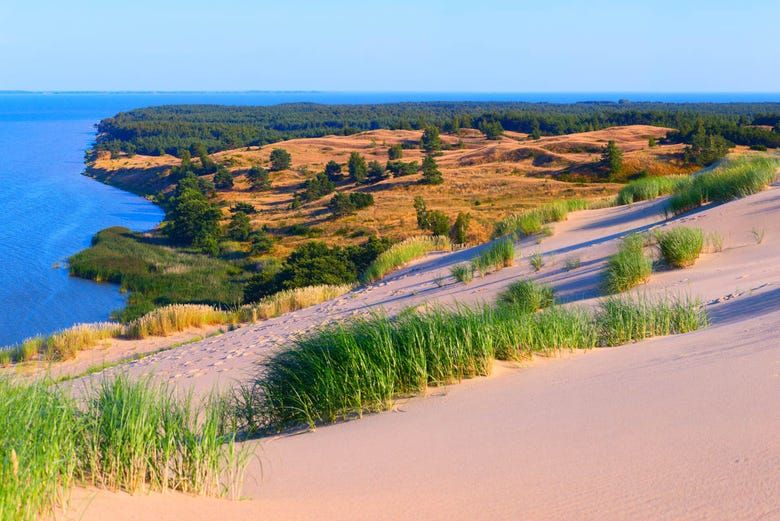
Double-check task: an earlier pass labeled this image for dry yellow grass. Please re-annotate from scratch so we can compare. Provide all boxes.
[45,323,124,361]
[125,304,232,339]
[239,284,353,322]
[89,125,696,257]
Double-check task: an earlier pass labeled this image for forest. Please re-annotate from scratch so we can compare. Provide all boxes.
[95,101,780,157]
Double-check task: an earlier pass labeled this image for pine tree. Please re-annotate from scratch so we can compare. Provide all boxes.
[421,155,443,185]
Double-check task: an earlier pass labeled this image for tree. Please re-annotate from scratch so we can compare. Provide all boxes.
[324,160,342,181]
[366,160,386,183]
[301,172,335,202]
[231,202,255,214]
[249,229,274,255]
[684,129,731,166]
[278,242,357,289]
[166,179,222,254]
[450,212,471,244]
[192,143,217,174]
[247,166,271,190]
[420,125,441,152]
[328,192,375,217]
[427,210,450,236]
[414,196,429,230]
[480,120,504,140]
[388,144,403,160]
[348,152,367,183]
[226,211,251,241]
[270,148,292,171]
[386,160,419,177]
[421,155,443,185]
[601,140,623,177]
[214,167,234,189]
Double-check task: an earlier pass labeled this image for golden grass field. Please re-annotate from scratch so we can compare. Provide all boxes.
[89,125,698,255]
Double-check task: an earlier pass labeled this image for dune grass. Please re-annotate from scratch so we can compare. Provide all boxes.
[493,199,588,238]
[604,234,653,294]
[615,175,689,205]
[498,280,555,313]
[655,227,704,268]
[667,156,779,215]
[0,375,249,521]
[45,323,125,361]
[362,235,451,283]
[471,238,515,277]
[245,295,707,431]
[450,263,474,284]
[239,284,353,322]
[125,304,233,339]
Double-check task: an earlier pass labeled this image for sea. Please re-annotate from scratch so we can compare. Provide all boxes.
[1,91,779,346]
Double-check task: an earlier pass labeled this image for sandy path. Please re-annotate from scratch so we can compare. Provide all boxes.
[70,185,780,520]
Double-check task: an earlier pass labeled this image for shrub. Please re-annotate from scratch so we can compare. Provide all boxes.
[604,234,652,294]
[125,304,232,339]
[498,280,555,313]
[655,227,704,268]
[363,236,452,282]
[471,238,515,277]
[270,148,292,171]
[450,263,474,284]
[615,175,689,205]
[668,156,779,215]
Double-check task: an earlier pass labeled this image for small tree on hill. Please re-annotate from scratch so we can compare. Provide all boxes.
[427,211,450,236]
[324,160,342,181]
[420,126,442,152]
[270,148,292,171]
[414,196,429,230]
[388,144,403,160]
[226,211,251,241]
[480,120,504,140]
[601,140,623,177]
[421,155,443,185]
[450,212,471,244]
[248,165,271,190]
[214,167,234,189]
[366,160,386,183]
[348,152,367,183]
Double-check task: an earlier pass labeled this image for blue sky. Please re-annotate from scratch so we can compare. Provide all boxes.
[1,0,778,92]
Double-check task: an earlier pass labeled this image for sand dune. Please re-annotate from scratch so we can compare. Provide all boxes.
[68,180,780,520]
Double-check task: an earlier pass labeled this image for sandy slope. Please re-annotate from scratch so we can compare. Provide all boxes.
[69,183,780,520]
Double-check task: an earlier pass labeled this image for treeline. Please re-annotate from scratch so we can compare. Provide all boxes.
[95,101,780,157]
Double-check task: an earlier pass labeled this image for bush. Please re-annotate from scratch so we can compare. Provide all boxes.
[616,175,689,205]
[328,192,374,217]
[668,156,779,214]
[498,280,555,313]
[427,210,451,236]
[386,160,419,176]
[655,227,704,268]
[363,236,452,282]
[388,144,403,160]
[270,148,292,171]
[604,234,652,294]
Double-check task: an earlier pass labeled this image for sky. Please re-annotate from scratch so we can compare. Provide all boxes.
[1,0,778,92]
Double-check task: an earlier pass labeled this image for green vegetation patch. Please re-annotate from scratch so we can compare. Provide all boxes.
[498,280,555,313]
[604,234,653,294]
[616,175,689,205]
[69,227,246,321]
[494,199,588,238]
[655,227,704,268]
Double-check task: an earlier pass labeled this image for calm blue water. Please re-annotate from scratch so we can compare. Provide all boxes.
[2,91,779,346]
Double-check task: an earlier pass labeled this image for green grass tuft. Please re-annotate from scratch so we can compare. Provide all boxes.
[604,234,653,294]
[494,199,588,238]
[599,295,708,346]
[655,227,704,268]
[471,238,515,276]
[450,263,474,284]
[362,235,451,283]
[498,280,555,313]
[616,175,689,205]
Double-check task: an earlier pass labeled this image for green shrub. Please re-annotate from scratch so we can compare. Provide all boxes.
[498,280,555,313]
[616,175,689,205]
[655,227,704,268]
[668,156,779,215]
[604,234,652,294]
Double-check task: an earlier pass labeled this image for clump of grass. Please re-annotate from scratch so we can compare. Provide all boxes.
[249,295,706,431]
[599,295,708,346]
[472,238,515,277]
[239,284,353,322]
[604,234,653,294]
[493,199,588,238]
[0,376,251,521]
[667,156,779,215]
[655,227,704,268]
[564,256,582,271]
[705,232,724,253]
[45,323,124,361]
[529,251,544,272]
[362,235,451,282]
[0,350,11,367]
[498,280,555,313]
[126,304,232,339]
[616,175,689,205]
[450,263,474,284]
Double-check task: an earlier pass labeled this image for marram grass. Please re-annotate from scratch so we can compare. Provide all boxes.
[494,199,588,238]
[655,227,704,268]
[0,375,250,521]
[125,304,233,339]
[244,295,707,432]
[363,235,451,282]
[239,284,353,322]
[498,279,555,313]
[616,175,689,205]
[471,237,515,277]
[604,234,653,294]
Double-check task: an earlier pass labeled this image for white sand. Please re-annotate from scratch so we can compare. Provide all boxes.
[68,183,780,521]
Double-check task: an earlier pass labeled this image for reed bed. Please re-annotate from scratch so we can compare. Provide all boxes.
[655,227,704,268]
[125,304,232,339]
[362,235,452,283]
[667,156,779,215]
[493,199,588,238]
[0,376,249,521]
[239,284,353,322]
[604,234,653,294]
[471,238,515,277]
[615,175,689,205]
[246,295,707,431]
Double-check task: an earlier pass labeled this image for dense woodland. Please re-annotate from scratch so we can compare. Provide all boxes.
[95,101,780,156]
